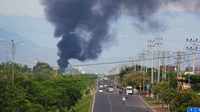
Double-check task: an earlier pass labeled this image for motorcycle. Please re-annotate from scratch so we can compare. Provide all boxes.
[122,100,125,105]
[122,97,126,105]
[126,95,129,99]
[119,89,123,95]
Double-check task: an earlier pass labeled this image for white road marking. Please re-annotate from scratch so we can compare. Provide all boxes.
[91,92,95,112]
[108,94,113,112]
[128,108,131,112]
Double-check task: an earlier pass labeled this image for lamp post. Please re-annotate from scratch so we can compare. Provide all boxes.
[0,39,28,84]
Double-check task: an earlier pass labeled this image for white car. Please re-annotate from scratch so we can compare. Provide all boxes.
[99,89,103,93]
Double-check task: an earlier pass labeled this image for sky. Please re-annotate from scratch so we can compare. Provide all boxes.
[0,0,200,74]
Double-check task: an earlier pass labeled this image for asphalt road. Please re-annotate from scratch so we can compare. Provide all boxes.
[93,79,151,112]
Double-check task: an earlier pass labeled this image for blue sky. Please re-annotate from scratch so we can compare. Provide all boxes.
[0,0,200,74]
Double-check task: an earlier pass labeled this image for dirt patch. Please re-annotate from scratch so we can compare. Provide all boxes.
[140,96,173,112]
[151,104,170,112]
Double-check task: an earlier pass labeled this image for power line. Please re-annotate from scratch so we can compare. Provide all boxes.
[68,51,200,67]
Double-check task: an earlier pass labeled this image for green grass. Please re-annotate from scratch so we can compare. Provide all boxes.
[142,95,162,105]
[73,94,91,112]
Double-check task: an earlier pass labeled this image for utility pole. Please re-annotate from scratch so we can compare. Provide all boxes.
[166,51,171,87]
[129,57,133,71]
[173,51,184,90]
[11,39,15,84]
[186,38,198,74]
[162,51,166,82]
[139,52,145,92]
[138,53,142,93]
[155,37,163,83]
[134,58,136,71]
[143,50,149,73]
[167,51,171,111]
[148,40,155,93]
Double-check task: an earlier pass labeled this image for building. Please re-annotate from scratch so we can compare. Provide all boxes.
[160,66,176,71]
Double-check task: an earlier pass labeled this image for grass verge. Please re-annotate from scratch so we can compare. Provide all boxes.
[142,95,162,105]
[141,95,170,112]
[72,94,91,112]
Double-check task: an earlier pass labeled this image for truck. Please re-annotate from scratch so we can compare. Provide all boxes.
[108,85,114,92]
[104,77,108,81]
[126,86,133,95]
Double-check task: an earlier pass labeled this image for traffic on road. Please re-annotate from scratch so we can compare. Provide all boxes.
[93,77,152,112]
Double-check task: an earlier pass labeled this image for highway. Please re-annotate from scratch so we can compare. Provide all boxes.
[93,79,152,112]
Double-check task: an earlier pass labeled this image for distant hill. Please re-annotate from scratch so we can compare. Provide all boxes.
[0,28,57,67]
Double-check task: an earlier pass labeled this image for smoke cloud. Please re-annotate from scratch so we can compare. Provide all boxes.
[41,0,199,72]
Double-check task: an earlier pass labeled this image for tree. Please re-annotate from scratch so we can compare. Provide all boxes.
[182,75,200,92]
[166,71,177,88]
[153,82,169,108]
[33,61,53,74]
[0,61,98,111]
[170,89,200,112]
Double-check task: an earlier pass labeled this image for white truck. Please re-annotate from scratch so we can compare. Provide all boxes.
[108,86,114,92]
[126,86,133,95]
[104,77,108,81]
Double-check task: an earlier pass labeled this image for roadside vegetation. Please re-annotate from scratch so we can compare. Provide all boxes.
[0,61,97,112]
[116,65,200,112]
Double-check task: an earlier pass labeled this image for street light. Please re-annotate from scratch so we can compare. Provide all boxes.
[0,39,28,84]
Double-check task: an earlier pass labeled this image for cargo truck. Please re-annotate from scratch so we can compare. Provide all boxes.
[108,85,114,92]
[126,86,133,95]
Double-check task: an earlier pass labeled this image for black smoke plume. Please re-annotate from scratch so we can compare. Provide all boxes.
[41,0,199,72]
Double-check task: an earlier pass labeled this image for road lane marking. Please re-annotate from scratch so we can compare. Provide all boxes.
[128,108,131,112]
[108,94,112,112]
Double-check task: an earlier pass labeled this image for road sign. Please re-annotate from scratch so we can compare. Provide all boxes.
[146,84,150,89]
[187,107,200,112]
[139,84,142,88]
[195,108,199,112]
[187,107,196,112]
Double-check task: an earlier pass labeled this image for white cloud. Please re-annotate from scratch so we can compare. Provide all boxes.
[159,0,200,13]
[0,0,44,17]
